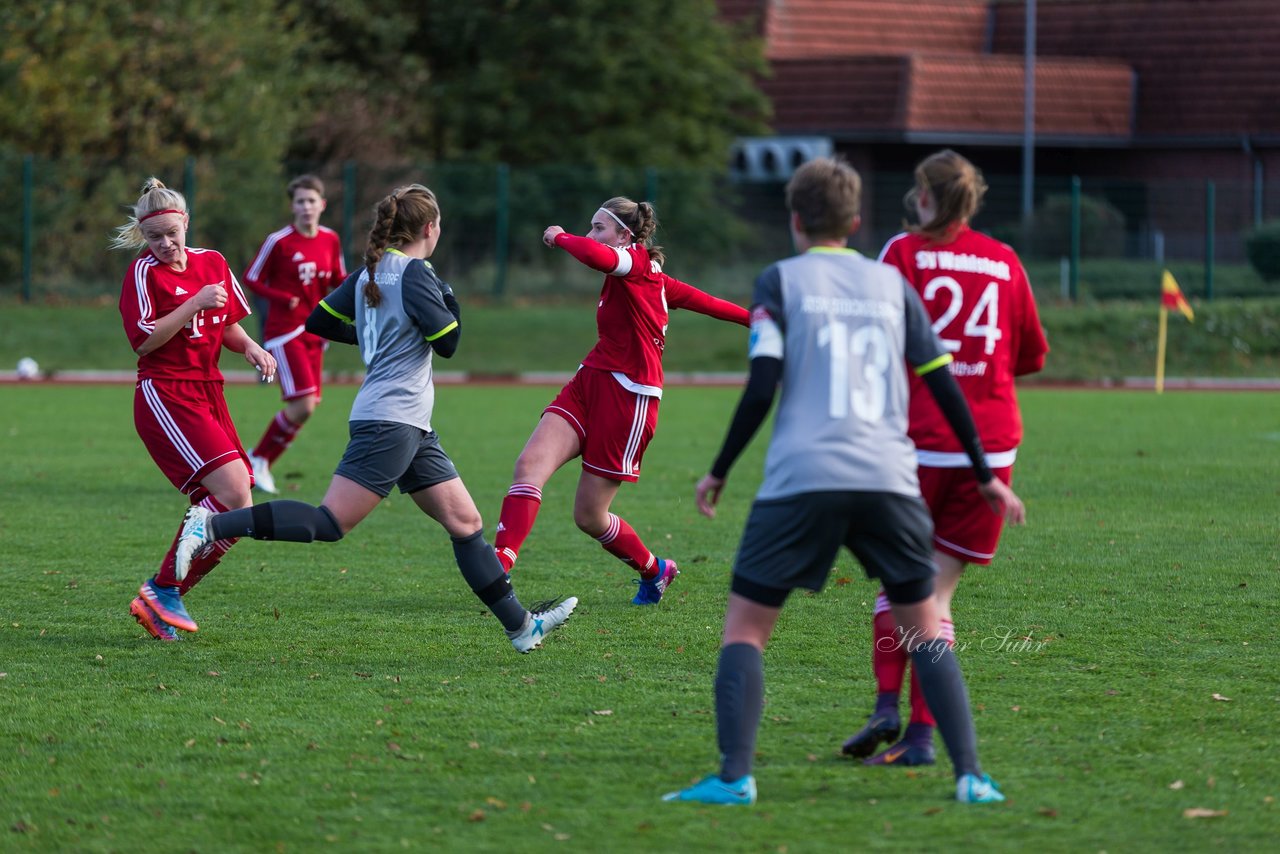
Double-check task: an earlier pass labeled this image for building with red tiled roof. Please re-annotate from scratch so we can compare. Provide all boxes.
[719,0,1280,260]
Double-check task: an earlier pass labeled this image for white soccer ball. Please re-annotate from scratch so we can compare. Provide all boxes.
[16,357,40,380]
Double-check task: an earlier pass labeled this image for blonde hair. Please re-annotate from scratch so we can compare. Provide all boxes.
[362,184,440,308]
[785,157,861,240]
[906,149,988,243]
[600,197,665,268]
[109,177,188,251]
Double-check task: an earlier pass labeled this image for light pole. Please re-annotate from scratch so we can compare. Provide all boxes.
[1022,0,1037,250]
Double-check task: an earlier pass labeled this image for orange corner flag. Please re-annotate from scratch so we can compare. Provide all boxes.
[1161,270,1194,321]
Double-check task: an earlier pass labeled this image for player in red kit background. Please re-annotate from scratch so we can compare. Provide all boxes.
[242,174,347,494]
[843,150,1048,766]
[492,197,749,604]
[112,177,276,642]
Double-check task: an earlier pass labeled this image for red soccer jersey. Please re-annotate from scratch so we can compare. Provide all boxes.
[243,225,346,339]
[120,247,252,382]
[556,234,748,394]
[879,227,1048,454]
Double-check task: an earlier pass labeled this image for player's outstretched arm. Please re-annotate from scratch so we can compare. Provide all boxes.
[545,230,623,274]
[665,278,750,326]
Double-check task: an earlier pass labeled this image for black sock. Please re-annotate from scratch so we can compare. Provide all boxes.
[909,640,980,778]
[452,530,526,633]
[210,501,343,543]
[716,642,764,782]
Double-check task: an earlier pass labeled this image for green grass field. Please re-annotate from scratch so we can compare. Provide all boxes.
[1,383,1278,851]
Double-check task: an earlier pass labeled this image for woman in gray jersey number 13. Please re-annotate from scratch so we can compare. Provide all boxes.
[664,158,1024,806]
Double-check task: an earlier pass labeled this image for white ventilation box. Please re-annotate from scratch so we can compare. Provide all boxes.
[731,136,834,181]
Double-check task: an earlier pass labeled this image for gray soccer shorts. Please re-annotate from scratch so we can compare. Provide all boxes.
[334,420,459,498]
[731,490,937,607]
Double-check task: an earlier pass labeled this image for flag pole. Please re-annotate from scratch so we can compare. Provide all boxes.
[1155,305,1168,394]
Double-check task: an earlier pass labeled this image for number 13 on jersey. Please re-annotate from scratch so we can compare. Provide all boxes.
[817,320,891,422]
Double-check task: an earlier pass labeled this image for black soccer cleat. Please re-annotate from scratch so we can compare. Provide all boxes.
[840,713,901,759]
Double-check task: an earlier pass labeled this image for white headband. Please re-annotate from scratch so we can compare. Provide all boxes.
[597,207,632,236]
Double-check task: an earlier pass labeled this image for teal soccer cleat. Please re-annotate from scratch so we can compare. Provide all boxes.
[956,773,1005,803]
[663,774,757,806]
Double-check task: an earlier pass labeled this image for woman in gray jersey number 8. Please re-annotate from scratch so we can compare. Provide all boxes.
[172,184,576,653]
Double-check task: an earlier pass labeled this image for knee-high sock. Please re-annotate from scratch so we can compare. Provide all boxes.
[156,495,237,588]
[252,411,302,464]
[909,639,980,779]
[873,592,907,712]
[716,642,764,782]
[908,618,954,727]
[493,484,541,571]
[210,500,343,542]
[452,530,526,632]
[179,538,234,595]
[596,513,656,576]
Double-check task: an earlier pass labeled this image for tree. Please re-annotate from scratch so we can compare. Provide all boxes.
[413,0,769,168]
[0,0,322,290]
[0,0,316,164]
[284,0,430,164]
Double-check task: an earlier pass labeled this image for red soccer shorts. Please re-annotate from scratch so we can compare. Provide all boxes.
[917,464,1014,565]
[265,331,325,401]
[133,378,252,495]
[544,366,659,483]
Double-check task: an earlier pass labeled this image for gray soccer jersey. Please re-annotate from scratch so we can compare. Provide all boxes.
[320,250,458,432]
[748,247,950,500]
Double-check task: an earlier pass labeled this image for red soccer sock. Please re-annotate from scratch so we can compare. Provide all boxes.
[493,484,542,572]
[180,537,236,595]
[873,594,908,695]
[252,411,302,464]
[908,618,955,727]
[596,513,656,577]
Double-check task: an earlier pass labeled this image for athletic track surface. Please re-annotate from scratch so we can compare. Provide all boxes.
[1,370,1278,391]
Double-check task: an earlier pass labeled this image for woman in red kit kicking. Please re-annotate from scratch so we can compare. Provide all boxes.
[492,197,749,604]
[112,177,276,642]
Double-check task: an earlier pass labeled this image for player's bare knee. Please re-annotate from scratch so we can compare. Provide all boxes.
[443,510,484,539]
[572,508,607,537]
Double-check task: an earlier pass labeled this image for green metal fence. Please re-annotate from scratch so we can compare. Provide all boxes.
[4,155,1277,303]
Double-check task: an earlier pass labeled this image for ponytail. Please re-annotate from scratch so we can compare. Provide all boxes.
[907,150,987,244]
[361,184,441,309]
[600,197,665,268]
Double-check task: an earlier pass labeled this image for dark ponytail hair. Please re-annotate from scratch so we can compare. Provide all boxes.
[600,196,665,268]
[363,184,440,308]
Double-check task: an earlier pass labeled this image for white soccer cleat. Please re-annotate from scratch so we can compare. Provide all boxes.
[249,453,278,494]
[508,596,578,653]
[174,506,214,583]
